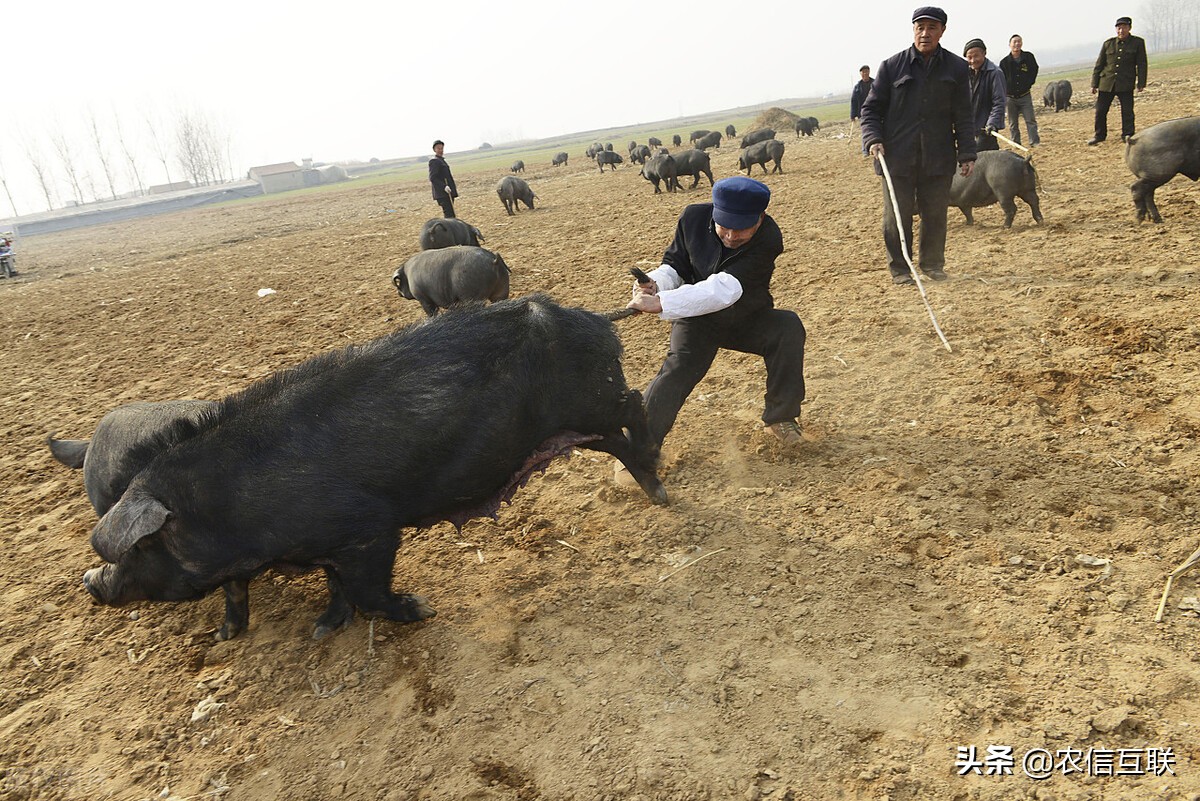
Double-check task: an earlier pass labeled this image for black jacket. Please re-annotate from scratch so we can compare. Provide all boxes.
[662,204,783,327]
[1092,35,1147,93]
[850,78,874,119]
[999,51,1039,97]
[860,45,977,178]
[428,156,457,200]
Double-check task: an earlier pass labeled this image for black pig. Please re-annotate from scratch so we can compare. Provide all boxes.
[393,246,510,316]
[82,295,667,639]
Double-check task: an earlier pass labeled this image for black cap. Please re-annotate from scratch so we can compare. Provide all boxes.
[432,139,444,149]
[912,6,947,24]
[1115,16,1132,26]
[963,38,986,55]
[860,64,871,71]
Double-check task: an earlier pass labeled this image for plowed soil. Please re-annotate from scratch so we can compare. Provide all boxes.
[2,67,1200,801]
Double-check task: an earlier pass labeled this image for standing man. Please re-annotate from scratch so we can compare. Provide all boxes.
[850,65,874,155]
[999,35,1040,147]
[1089,16,1148,145]
[429,140,458,218]
[621,176,808,471]
[964,39,1007,152]
[860,7,976,287]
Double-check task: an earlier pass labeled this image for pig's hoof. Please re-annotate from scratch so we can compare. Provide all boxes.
[215,622,243,641]
[647,483,670,506]
[312,607,355,641]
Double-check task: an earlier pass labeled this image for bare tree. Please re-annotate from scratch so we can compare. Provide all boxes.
[0,149,18,217]
[113,112,146,196]
[22,139,56,211]
[48,123,86,205]
[174,108,232,187]
[86,109,120,200]
[1140,0,1200,50]
[144,108,174,187]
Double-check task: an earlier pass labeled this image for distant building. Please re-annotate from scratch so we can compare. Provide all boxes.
[148,181,194,195]
[249,162,305,194]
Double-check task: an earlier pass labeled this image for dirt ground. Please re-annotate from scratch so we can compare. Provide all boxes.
[3,67,1200,801]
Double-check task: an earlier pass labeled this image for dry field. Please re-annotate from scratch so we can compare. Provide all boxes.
[2,66,1200,801]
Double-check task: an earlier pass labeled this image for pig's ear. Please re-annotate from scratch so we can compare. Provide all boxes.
[91,492,171,563]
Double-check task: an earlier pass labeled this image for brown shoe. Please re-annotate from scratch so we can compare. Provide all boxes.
[767,420,804,446]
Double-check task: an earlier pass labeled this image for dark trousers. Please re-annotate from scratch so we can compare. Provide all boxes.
[1094,90,1135,140]
[881,172,954,278]
[642,310,806,446]
[435,196,456,218]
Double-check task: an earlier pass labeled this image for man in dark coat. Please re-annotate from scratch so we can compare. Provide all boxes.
[850,65,874,155]
[620,176,808,471]
[860,6,976,286]
[428,140,458,218]
[1089,16,1148,145]
[999,35,1040,146]
[964,39,1007,152]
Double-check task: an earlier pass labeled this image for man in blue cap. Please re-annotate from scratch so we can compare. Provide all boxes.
[860,6,976,286]
[623,176,808,465]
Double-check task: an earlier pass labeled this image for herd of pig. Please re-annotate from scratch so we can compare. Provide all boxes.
[47,105,1200,645]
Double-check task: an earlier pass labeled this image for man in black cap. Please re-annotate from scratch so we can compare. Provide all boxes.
[963,39,1007,152]
[999,35,1040,147]
[860,6,976,286]
[428,140,458,218]
[1089,16,1148,145]
[621,176,808,469]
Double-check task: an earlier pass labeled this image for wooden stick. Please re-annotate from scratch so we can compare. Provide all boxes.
[876,152,953,352]
[1155,543,1200,622]
[990,130,1030,153]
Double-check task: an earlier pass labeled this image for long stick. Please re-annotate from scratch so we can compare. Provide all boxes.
[876,152,953,352]
[990,130,1030,153]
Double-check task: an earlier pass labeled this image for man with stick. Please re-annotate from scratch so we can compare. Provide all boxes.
[860,6,976,286]
[964,39,1007,153]
[428,140,458,218]
[616,176,808,488]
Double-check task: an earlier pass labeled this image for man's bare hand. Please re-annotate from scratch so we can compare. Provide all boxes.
[960,160,975,178]
[627,292,662,314]
[869,143,885,159]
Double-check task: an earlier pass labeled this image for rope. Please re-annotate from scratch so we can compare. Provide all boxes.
[875,151,953,353]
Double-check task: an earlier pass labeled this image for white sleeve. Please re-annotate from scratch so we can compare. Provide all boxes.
[657,272,743,320]
[646,264,683,291]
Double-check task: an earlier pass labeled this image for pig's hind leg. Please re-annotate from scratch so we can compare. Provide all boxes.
[333,537,437,625]
[312,568,356,640]
[217,579,250,641]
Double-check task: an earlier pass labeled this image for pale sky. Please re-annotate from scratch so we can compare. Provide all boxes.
[1,0,1141,216]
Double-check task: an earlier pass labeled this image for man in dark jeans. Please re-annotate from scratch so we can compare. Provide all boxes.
[860,6,976,286]
[1089,16,1148,145]
[618,176,808,482]
[999,35,1040,146]
[428,140,458,218]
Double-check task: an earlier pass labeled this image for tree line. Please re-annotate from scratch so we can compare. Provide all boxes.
[0,107,234,217]
[1138,0,1200,52]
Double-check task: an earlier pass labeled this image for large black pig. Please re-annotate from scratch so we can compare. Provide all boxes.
[1050,81,1072,112]
[641,154,680,193]
[418,218,485,250]
[1125,116,1200,223]
[738,140,785,174]
[597,150,624,172]
[950,150,1043,228]
[496,175,537,215]
[82,295,667,639]
[551,151,569,166]
[671,149,714,189]
[693,131,722,151]
[393,246,510,316]
[740,128,775,148]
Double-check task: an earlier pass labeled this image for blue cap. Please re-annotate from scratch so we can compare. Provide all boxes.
[912,6,947,23]
[712,177,770,229]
